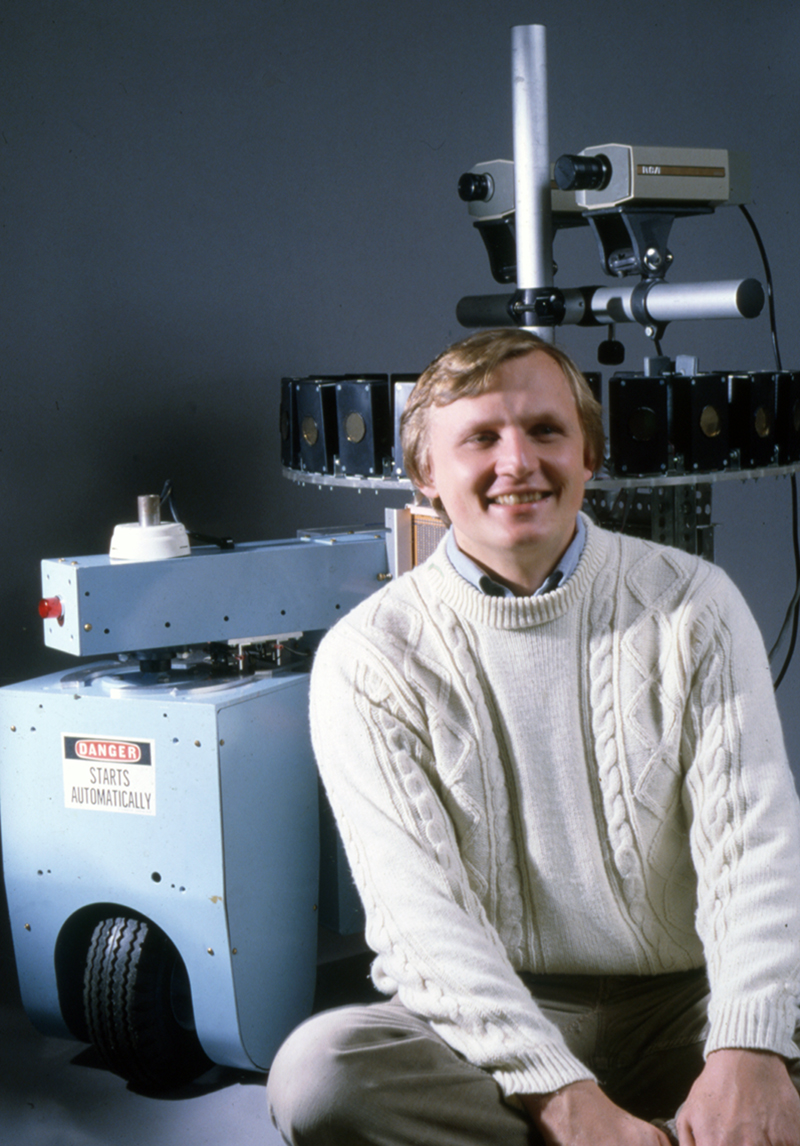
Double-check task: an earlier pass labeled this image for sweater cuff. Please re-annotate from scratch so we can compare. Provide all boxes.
[492,1042,597,1098]
[705,990,800,1061]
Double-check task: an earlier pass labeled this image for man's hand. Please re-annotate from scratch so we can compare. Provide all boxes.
[521,1079,671,1146]
[677,1048,800,1146]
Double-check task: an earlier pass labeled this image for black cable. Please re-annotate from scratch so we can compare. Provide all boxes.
[617,489,633,535]
[159,478,179,522]
[771,472,800,689]
[740,205,799,688]
[739,204,783,372]
[158,478,234,549]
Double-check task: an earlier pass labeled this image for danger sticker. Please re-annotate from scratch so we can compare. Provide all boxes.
[63,735,156,815]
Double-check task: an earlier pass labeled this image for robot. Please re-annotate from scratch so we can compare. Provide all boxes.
[0,501,389,1089]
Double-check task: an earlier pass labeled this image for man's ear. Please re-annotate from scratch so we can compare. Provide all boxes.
[417,477,438,502]
[583,442,598,480]
[415,455,438,502]
[414,466,449,523]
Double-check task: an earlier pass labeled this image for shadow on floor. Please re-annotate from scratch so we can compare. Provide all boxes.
[0,935,382,1145]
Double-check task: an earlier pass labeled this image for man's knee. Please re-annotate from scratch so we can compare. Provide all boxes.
[267,1007,363,1144]
[266,1000,535,1146]
[269,1002,435,1143]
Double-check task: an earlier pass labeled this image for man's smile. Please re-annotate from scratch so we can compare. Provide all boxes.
[490,491,550,506]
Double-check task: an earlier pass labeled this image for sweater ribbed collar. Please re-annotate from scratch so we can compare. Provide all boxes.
[418,513,611,628]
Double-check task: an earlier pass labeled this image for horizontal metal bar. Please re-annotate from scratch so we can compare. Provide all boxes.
[457,278,764,329]
[40,532,389,657]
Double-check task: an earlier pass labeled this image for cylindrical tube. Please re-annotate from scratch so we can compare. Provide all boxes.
[456,295,514,328]
[138,494,162,528]
[588,278,765,325]
[511,25,554,340]
[456,279,764,330]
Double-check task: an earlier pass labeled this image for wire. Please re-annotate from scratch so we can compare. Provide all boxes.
[159,478,180,523]
[770,474,800,689]
[159,478,234,549]
[739,204,783,372]
[617,488,633,535]
[740,205,800,688]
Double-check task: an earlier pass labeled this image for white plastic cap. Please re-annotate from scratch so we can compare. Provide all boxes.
[109,521,191,563]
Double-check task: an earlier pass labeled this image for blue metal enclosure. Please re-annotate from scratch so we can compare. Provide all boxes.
[0,665,318,1071]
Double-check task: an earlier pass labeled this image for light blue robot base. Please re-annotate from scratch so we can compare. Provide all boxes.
[0,663,319,1073]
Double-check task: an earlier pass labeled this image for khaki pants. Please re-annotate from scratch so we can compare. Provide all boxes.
[266,968,758,1145]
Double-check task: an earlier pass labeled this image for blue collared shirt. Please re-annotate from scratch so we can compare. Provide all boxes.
[445,514,586,598]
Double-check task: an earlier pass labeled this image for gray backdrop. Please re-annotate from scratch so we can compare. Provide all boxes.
[2,0,799,995]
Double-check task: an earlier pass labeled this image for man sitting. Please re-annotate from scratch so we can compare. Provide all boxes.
[268,328,800,1146]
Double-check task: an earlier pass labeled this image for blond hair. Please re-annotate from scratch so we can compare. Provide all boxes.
[401,329,604,491]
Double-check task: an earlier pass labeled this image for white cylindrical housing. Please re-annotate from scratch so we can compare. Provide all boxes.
[587,278,764,325]
[110,521,191,562]
[511,24,554,340]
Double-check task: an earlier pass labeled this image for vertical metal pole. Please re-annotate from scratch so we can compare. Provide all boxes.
[511,25,554,341]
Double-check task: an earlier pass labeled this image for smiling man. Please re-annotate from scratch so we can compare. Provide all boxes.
[267,329,800,1146]
[410,343,597,596]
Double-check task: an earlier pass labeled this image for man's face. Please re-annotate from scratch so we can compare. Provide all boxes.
[418,351,592,593]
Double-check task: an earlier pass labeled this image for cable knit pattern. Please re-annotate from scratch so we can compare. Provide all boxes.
[584,547,650,949]
[693,630,735,954]
[309,515,800,1095]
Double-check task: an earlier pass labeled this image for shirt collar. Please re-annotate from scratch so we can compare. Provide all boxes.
[445,514,586,599]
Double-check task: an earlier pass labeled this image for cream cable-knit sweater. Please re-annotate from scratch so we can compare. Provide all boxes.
[309,514,800,1097]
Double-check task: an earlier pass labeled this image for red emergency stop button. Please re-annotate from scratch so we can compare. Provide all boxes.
[38,596,63,620]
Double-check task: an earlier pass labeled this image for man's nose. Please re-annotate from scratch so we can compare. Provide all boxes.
[497,429,538,475]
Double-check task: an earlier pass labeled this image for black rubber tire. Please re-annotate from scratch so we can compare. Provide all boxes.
[83,915,213,1090]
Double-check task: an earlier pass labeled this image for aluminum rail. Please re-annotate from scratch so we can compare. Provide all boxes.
[456,277,765,330]
[283,461,800,494]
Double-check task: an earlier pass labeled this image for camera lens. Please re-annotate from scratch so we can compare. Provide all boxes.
[554,153,612,192]
[458,172,494,202]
